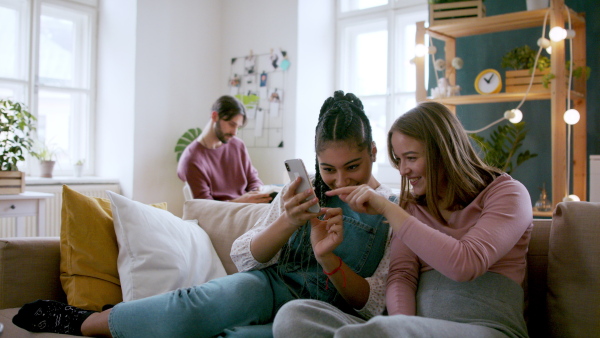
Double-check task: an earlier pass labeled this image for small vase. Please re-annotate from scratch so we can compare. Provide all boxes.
[74,164,83,177]
[526,0,549,10]
[40,160,56,178]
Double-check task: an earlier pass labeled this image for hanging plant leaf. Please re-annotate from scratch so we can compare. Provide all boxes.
[174,127,202,162]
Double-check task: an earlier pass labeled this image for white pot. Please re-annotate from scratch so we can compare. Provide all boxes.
[526,0,549,10]
[74,164,84,177]
[40,161,56,178]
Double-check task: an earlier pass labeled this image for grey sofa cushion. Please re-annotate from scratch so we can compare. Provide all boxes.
[547,201,600,337]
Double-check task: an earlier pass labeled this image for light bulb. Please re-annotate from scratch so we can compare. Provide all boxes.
[415,44,427,57]
[545,46,552,55]
[537,37,551,48]
[428,46,437,54]
[563,194,580,202]
[564,109,580,125]
[565,29,576,39]
[504,109,523,123]
[549,26,567,41]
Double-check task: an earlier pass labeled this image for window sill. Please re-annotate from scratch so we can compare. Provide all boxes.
[25,176,120,186]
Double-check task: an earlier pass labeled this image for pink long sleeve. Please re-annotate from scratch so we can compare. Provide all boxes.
[386,174,533,316]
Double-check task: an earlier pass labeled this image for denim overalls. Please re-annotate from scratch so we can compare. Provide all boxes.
[108,196,393,338]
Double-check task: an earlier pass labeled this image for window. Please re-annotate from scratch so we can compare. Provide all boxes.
[337,0,427,187]
[0,0,97,176]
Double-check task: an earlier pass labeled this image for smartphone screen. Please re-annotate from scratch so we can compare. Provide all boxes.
[284,159,320,213]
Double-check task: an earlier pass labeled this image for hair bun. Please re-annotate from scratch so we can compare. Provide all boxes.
[320,90,364,116]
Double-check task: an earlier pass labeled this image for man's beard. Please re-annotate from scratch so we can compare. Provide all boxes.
[215,121,232,144]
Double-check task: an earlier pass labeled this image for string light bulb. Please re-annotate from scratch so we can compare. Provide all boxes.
[415,44,437,57]
[415,44,427,57]
[549,26,567,41]
[565,29,576,39]
[564,109,580,125]
[504,109,523,123]
[537,37,551,48]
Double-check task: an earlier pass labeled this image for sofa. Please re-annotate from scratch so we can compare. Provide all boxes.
[0,199,598,337]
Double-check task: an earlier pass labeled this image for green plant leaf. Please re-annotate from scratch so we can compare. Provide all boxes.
[0,99,37,171]
[469,121,537,175]
[174,127,202,162]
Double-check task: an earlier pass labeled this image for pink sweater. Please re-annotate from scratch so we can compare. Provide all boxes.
[177,137,263,200]
[386,174,533,316]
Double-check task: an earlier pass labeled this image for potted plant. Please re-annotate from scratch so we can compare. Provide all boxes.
[501,45,590,91]
[539,61,591,88]
[32,142,58,178]
[469,121,537,175]
[501,45,551,93]
[0,99,37,193]
[73,159,85,177]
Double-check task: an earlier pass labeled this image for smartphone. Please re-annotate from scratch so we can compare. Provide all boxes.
[284,159,321,213]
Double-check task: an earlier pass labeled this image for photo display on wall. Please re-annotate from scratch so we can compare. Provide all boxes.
[228,48,289,148]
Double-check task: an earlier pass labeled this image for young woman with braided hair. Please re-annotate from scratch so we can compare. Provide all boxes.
[13,90,397,337]
[272,101,532,337]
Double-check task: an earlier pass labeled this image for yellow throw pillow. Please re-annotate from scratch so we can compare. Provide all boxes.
[59,185,167,311]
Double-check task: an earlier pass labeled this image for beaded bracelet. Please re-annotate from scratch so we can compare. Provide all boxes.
[323,256,346,290]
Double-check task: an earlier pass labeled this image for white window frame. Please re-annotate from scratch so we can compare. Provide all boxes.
[336,0,427,188]
[0,0,97,177]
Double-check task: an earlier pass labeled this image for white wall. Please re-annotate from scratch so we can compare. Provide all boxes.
[132,0,222,212]
[295,0,336,174]
[221,0,336,181]
[220,0,299,184]
[98,0,222,215]
[96,0,137,198]
[97,0,336,216]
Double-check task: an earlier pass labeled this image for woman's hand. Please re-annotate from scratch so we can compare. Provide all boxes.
[282,176,322,229]
[326,184,389,215]
[310,207,343,263]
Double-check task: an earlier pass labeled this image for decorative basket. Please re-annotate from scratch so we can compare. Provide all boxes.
[505,69,551,93]
[429,0,485,26]
[0,171,25,194]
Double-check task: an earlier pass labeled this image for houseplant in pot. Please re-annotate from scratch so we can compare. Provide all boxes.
[0,99,37,193]
[469,121,537,175]
[501,45,590,92]
[32,142,58,178]
[73,159,85,177]
[501,45,551,93]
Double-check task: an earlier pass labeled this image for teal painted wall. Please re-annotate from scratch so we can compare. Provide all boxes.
[429,0,599,205]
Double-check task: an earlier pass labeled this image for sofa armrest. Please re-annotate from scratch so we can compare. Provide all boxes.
[0,237,66,309]
[547,202,600,337]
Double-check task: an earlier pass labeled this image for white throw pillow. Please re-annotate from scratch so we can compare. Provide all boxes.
[107,191,227,302]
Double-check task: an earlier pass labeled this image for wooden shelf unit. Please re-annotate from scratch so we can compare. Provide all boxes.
[415,0,587,207]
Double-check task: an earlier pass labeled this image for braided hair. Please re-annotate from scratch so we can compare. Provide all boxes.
[313,90,374,205]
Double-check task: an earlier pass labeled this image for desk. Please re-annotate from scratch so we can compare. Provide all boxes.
[0,192,53,236]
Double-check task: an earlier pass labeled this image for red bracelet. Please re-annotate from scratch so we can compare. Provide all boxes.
[323,256,346,290]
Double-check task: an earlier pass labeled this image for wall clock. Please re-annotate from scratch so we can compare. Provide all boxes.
[474,69,502,94]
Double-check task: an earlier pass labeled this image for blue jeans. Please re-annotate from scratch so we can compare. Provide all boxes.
[108,269,294,338]
[108,196,392,337]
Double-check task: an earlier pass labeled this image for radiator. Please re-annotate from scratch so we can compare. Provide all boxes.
[0,184,121,237]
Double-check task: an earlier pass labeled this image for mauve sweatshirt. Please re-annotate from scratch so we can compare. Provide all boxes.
[386,174,533,316]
